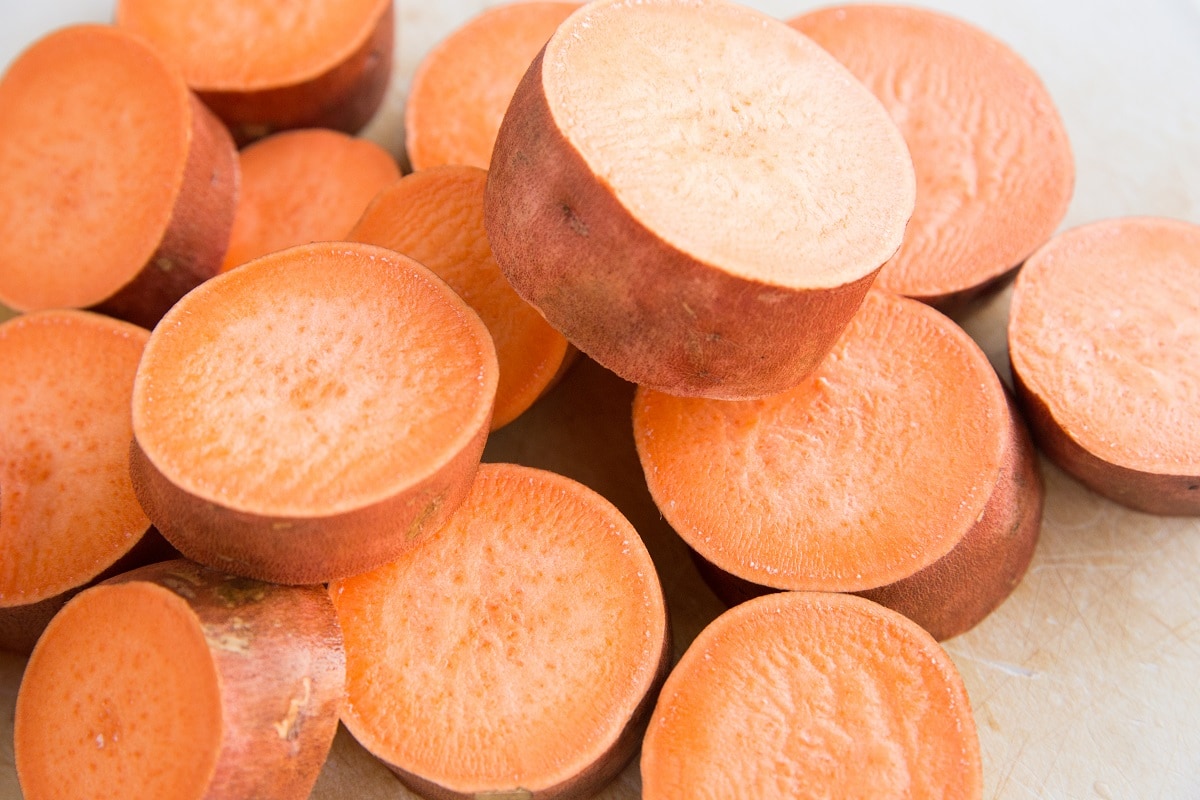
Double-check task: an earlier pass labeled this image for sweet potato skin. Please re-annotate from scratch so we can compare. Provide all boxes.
[1012,367,1200,516]
[93,93,239,328]
[199,2,394,144]
[856,394,1043,640]
[129,421,487,585]
[105,559,345,800]
[485,48,879,400]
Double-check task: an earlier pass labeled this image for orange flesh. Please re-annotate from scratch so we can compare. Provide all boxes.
[14,582,222,800]
[348,166,570,429]
[0,311,150,605]
[0,25,190,311]
[132,241,497,517]
[405,2,580,171]
[1009,217,1200,475]
[220,129,399,272]
[543,0,914,288]
[115,0,390,90]
[332,462,667,794]
[792,5,1073,301]
[641,592,981,799]
[634,290,1005,591]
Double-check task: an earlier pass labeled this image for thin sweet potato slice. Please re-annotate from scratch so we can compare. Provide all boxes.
[641,591,982,799]
[1008,216,1200,515]
[405,2,580,171]
[791,5,1074,310]
[485,0,915,398]
[0,25,238,328]
[330,462,670,799]
[221,128,399,272]
[130,241,498,584]
[0,310,157,653]
[14,559,345,800]
[116,0,393,143]
[634,290,1041,639]
[347,165,572,429]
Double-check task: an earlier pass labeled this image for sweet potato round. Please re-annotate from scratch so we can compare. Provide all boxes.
[485,0,915,399]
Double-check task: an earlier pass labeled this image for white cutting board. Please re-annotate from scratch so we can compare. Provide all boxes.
[2,2,1199,799]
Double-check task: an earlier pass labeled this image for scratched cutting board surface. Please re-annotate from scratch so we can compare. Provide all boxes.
[2,1,1199,799]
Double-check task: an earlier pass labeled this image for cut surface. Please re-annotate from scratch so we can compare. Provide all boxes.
[0,25,190,311]
[333,462,667,795]
[0,311,150,606]
[1009,216,1200,476]
[116,0,390,91]
[133,241,497,517]
[14,582,222,800]
[221,128,399,272]
[634,290,1006,591]
[543,0,914,288]
[641,592,982,799]
[792,5,1073,302]
[406,2,579,170]
[348,166,570,429]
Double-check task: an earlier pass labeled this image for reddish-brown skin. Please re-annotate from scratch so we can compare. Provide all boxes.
[198,3,394,144]
[105,559,345,800]
[129,423,487,585]
[1012,367,1200,516]
[485,48,879,400]
[694,395,1043,641]
[93,93,239,328]
[388,626,672,800]
[0,527,180,655]
[857,394,1043,640]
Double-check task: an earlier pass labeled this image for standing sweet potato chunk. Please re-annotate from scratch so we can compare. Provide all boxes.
[485,0,915,399]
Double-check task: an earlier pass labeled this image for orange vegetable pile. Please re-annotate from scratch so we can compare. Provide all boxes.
[0,1,1195,798]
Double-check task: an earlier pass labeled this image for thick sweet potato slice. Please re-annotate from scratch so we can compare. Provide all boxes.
[130,241,498,584]
[14,560,345,800]
[331,462,669,799]
[641,591,982,799]
[0,25,238,328]
[485,0,915,398]
[1008,216,1200,515]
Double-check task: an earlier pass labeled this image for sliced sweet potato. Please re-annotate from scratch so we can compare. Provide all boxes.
[405,2,580,171]
[347,165,573,429]
[485,0,915,398]
[331,462,669,799]
[1008,216,1200,515]
[635,290,1042,639]
[14,559,345,800]
[0,25,238,328]
[641,591,982,798]
[116,0,394,143]
[130,241,498,584]
[790,4,1074,310]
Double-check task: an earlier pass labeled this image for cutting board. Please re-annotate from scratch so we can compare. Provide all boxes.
[2,2,1199,798]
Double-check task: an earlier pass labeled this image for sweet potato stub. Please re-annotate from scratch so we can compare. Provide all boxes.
[15,583,221,800]
[0,25,190,312]
[635,291,1006,591]
[543,0,914,289]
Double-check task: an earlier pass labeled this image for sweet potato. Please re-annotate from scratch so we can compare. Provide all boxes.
[485,0,915,398]
[14,559,345,800]
[130,241,498,584]
[1008,216,1200,515]
[0,25,238,328]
